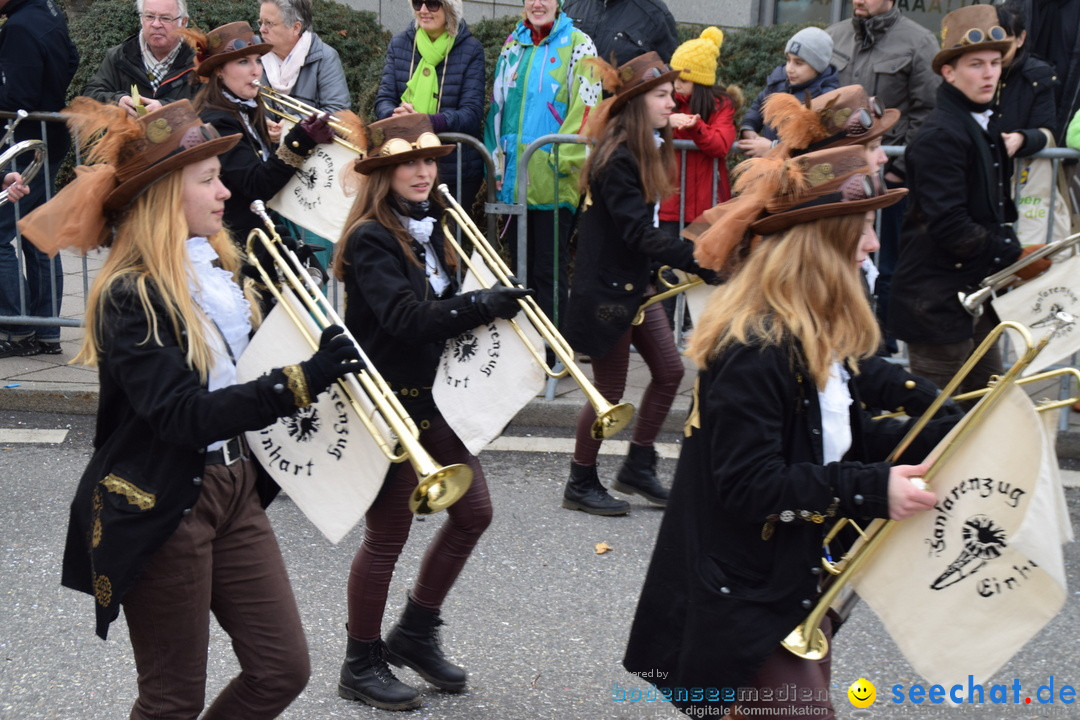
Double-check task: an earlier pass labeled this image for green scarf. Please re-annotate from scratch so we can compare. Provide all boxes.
[403,30,451,114]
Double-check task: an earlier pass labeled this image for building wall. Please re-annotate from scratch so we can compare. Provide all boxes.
[341,0,759,32]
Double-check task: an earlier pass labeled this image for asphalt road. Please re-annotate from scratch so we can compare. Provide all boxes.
[2,410,1079,720]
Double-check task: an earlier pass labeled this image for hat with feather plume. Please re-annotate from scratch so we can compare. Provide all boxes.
[763,85,900,155]
[689,146,907,272]
[17,98,240,256]
[582,52,679,140]
[180,22,273,78]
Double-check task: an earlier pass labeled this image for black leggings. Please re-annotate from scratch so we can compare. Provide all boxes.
[573,302,684,465]
[347,415,493,641]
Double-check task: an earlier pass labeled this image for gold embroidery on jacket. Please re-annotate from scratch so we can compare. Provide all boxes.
[94,573,113,607]
[101,474,156,510]
[91,486,103,548]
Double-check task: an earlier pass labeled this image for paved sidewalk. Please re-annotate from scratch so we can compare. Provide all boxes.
[3,245,1080,454]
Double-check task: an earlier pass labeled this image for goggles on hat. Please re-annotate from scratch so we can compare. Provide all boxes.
[221,36,264,52]
[379,132,442,156]
[960,25,1007,45]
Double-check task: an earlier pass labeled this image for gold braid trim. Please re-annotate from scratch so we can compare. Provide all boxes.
[100,474,156,510]
[276,143,310,168]
[283,364,312,408]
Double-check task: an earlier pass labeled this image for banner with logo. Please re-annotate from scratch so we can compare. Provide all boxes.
[991,252,1080,375]
[433,253,546,455]
[267,119,356,242]
[236,291,391,543]
[851,383,1070,688]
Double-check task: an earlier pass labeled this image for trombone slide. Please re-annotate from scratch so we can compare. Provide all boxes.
[436,184,635,439]
[245,201,473,514]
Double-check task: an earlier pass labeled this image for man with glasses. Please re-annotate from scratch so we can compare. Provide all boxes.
[889,6,1048,397]
[83,0,194,117]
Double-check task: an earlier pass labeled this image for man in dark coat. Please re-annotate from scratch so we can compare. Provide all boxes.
[0,0,78,358]
[561,0,676,67]
[82,0,195,117]
[889,6,1041,396]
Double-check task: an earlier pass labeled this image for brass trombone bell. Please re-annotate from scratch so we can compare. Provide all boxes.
[245,200,473,515]
[782,317,1075,660]
[436,184,635,440]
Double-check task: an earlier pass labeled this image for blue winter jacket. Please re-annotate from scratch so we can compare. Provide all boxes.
[375,22,486,185]
[740,63,840,141]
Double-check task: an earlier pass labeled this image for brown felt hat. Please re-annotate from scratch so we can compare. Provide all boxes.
[609,51,680,116]
[191,22,273,78]
[932,5,1012,74]
[106,100,241,210]
[765,85,901,155]
[749,146,907,235]
[353,114,453,174]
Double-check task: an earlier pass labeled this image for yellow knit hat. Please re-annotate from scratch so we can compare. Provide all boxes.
[670,26,724,86]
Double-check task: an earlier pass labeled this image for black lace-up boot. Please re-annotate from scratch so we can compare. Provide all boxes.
[612,443,669,506]
[386,596,467,692]
[561,461,631,516]
[338,637,422,710]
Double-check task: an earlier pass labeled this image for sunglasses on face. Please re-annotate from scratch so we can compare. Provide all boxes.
[379,132,442,156]
[411,0,443,11]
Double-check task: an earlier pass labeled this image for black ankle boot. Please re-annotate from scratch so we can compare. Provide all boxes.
[612,443,669,506]
[386,596,467,692]
[562,461,630,516]
[339,637,422,710]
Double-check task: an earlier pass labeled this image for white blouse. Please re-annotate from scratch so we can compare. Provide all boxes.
[818,360,853,464]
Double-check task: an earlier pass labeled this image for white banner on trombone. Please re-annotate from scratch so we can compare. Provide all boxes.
[433,252,546,455]
[991,252,1080,376]
[851,384,1071,688]
[236,291,391,543]
[266,119,356,242]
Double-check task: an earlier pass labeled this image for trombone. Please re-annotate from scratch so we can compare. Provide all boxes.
[630,266,705,326]
[958,232,1080,316]
[0,110,46,206]
[437,184,636,440]
[782,313,1076,660]
[245,200,473,514]
[255,82,366,154]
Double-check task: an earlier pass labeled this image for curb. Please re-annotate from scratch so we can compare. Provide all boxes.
[6,384,1080,461]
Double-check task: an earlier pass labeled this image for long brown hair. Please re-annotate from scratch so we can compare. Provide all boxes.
[75,171,262,383]
[688,213,879,390]
[193,69,273,148]
[332,162,457,281]
[580,89,675,204]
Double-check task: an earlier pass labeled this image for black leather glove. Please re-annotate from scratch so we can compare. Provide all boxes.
[299,325,363,397]
[471,286,533,320]
[299,112,334,145]
[695,266,722,285]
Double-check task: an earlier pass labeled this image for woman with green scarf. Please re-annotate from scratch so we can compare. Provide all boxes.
[374,0,485,207]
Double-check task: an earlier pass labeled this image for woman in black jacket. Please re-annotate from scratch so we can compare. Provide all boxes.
[561,52,715,516]
[22,98,359,719]
[331,114,531,711]
[188,21,333,243]
[374,0,485,205]
[624,145,948,718]
[996,0,1059,158]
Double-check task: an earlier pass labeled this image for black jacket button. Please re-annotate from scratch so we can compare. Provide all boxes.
[193,477,202,486]
[273,383,285,393]
[182,508,192,516]
[854,494,864,505]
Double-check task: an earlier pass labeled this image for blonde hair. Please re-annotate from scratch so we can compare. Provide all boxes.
[75,171,262,383]
[687,214,879,390]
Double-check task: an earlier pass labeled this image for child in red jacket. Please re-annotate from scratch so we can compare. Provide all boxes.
[659,26,737,330]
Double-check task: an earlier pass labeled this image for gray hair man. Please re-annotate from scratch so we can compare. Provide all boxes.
[82,0,194,117]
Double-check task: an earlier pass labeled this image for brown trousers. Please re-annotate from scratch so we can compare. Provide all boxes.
[906,312,1003,400]
[734,615,836,719]
[122,458,309,720]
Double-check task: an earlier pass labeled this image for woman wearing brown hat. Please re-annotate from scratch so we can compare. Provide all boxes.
[187,21,334,242]
[331,114,531,710]
[623,146,955,718]
[19,98,361,719]
[560,52,717,516]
